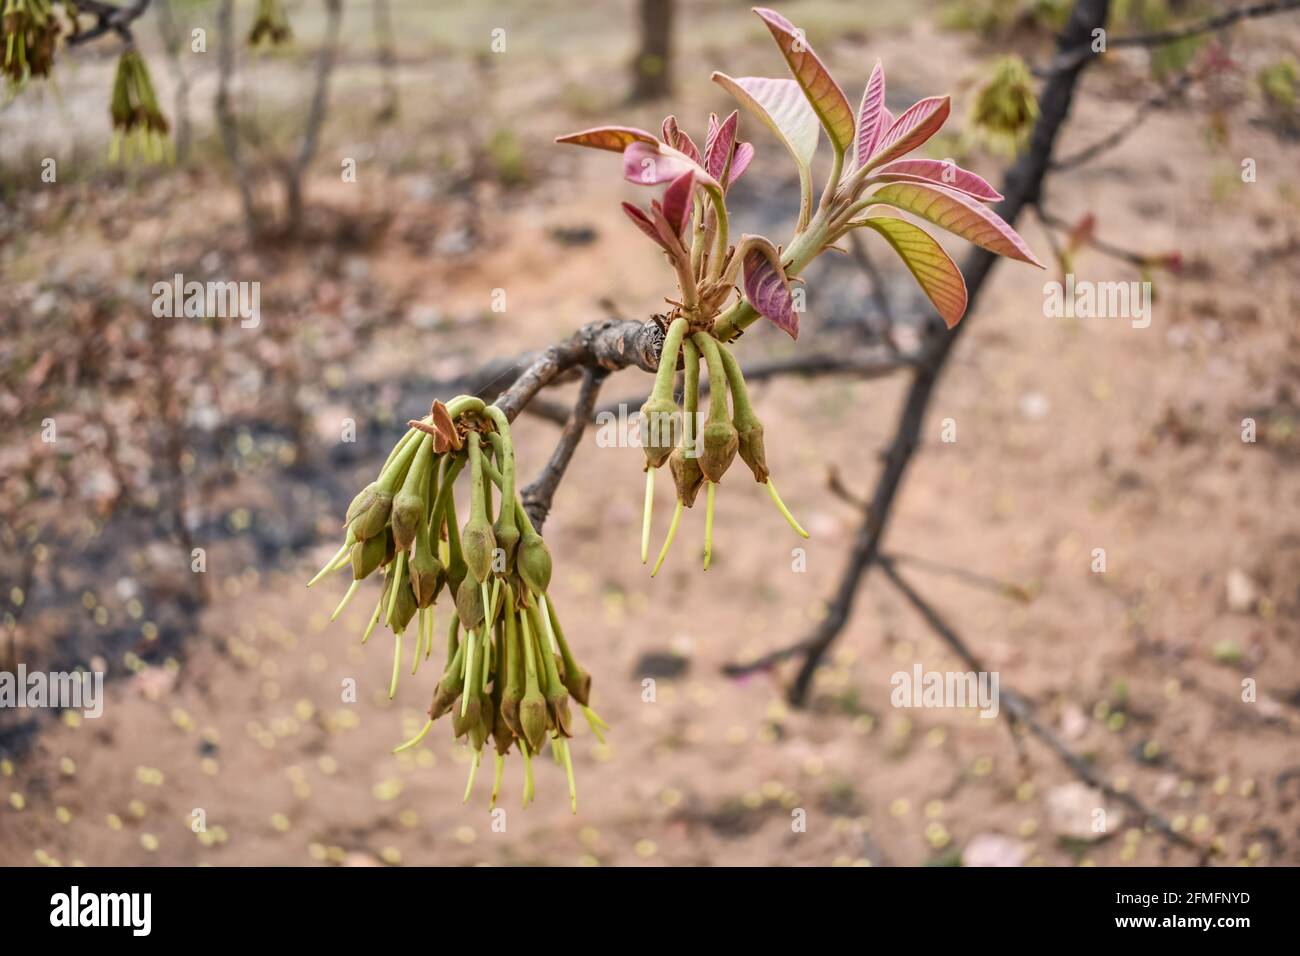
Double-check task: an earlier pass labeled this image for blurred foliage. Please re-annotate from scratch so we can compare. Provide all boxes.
[968,55,1039,157]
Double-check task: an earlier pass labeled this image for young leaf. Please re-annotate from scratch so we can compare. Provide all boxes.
[870,180,1043,266]
[622,202,671,251]
[854,61,887,168]
[752,7,855,154]
[622,141,721,190]
[711,74,818,172]
[728,142,755,188]
[865,96,950,170]
[662,170,694,235]
[741,237,799,339]
[555,125,658,152]
[705,110,739,182]
[868,159,1003,201]
[847,216,968,328]
[660,115,701,164]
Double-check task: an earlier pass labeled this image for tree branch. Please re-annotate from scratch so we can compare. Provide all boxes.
[521,367,608,532]
[783,0,1115,706]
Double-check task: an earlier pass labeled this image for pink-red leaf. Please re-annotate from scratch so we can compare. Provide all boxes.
[866,96,950,169]
[660,115,701,164]
[728,142,755,188]
[662,170,694,235]
[753,7,855,153]
[705,110,739,182]
[869,159,1003,201]
[712,73,819,172]
[622,141,721,190]
[870,181,1043,266]
[555,125,658,153]
[742,240,798,339]
[854,61,887,168]
[851,216,968,328]
[621,202,670,251]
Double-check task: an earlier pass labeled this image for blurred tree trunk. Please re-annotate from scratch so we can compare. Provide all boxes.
[629,0,673,102]
[284,0,344,236]
[154,0,192,162]
[373,0,399,123]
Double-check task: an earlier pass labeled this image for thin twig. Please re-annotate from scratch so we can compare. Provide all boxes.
[1046,0,1300,73]
[522,367,608,532]
[879,556,1204,857]
[1051,72,1195,171]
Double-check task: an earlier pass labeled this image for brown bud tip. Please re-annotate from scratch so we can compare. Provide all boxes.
[409,546,444,608]
[737,421,770,482]
[546,690,574,737]
[562,665,593,708]
[700,420,739,483]
[669,446,706,508]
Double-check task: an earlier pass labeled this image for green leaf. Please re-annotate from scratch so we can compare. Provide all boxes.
[846,216,968,328]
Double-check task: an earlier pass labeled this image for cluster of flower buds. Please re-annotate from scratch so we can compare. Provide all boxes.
[970,56,1039,157]
[309,396,606,812]
[247,0,292,47]
[557,7,1042,571]
[109,50,172,164]
[1,0,60,84]
[636,315,808,574]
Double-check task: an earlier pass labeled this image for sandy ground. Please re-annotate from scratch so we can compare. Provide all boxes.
[2,2,1298,867]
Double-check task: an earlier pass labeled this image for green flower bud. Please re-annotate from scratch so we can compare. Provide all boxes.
[347,489,392,541]
[492,516,520,574]
[344,481,380,526]
[517,532,552,595]
[350,532,387,581]
[519,688,548,754]
[390,576,418,632]
[700,420,739,483]
[455,577,485,630]
[390,490,424,553]
[639,396,681,469]
[669,446,705,508]
[409,542,444,608]
[461,519,496,585]
[452,692,480,739]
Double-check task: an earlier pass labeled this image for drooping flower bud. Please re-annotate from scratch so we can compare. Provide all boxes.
[699,420,739,483]
[455,576,485,631]
[350,532,387,581]
[390,490,424,553]
[639,396,681,469]
[516,531,552,595]
[409,540,444,608]
[389,576,418,632]
[519,687,548,754]
[669,445,706,507]
[736,419,770,483]
[348,489,392,541]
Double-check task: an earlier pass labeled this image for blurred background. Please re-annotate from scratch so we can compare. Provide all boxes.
[1,0,1298,867]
